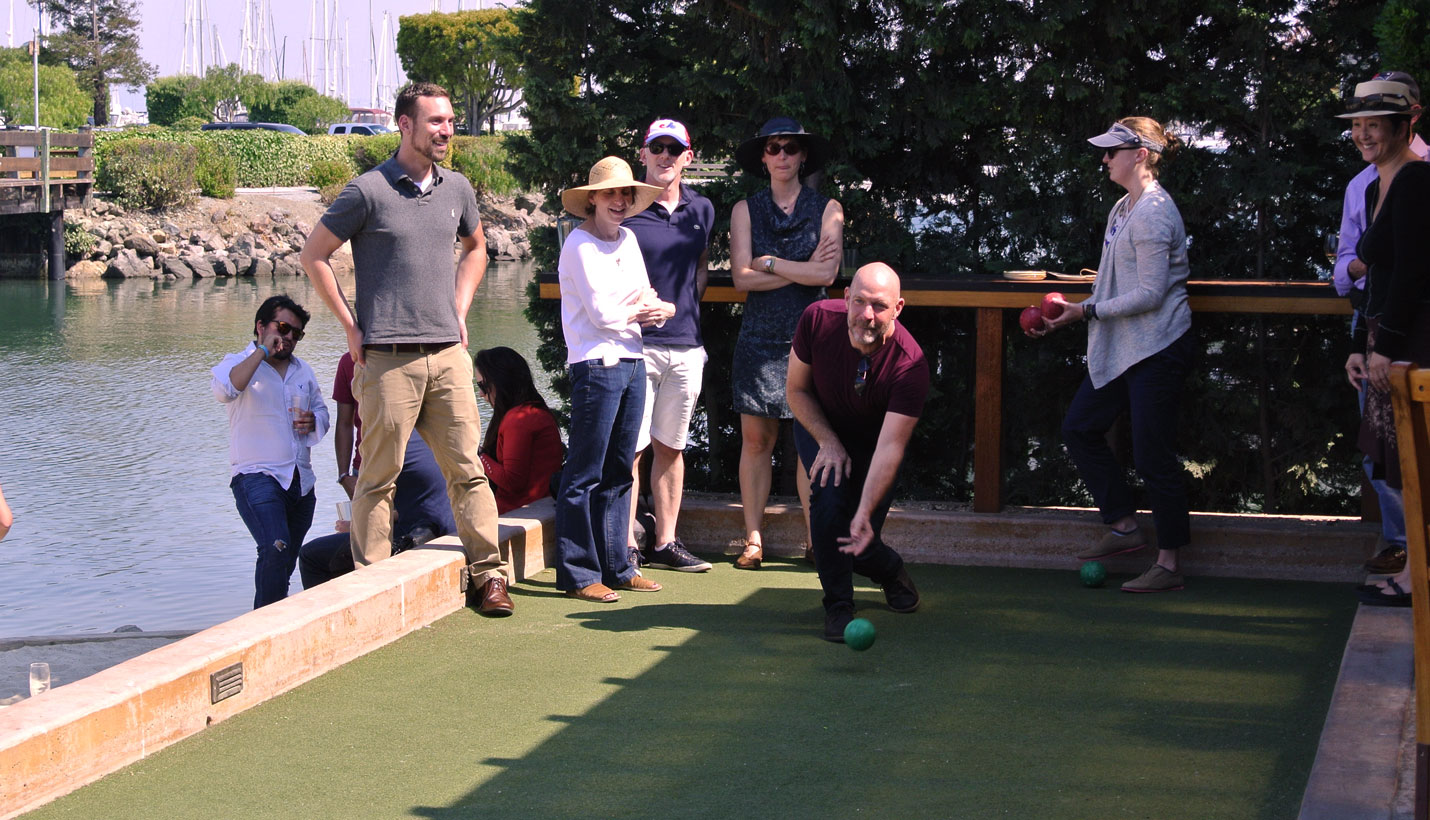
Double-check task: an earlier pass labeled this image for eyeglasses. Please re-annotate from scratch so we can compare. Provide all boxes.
[476,379,489,393]
[853,356,870,397]
[764,141,804,156]
[646,140,686,155]
[272,320,304,341]
[1344,92,1414,113]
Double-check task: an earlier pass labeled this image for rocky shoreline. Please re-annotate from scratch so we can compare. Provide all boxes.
[63,190,553,281]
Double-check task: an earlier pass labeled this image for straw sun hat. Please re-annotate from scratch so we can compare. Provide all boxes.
[561,156,662,218]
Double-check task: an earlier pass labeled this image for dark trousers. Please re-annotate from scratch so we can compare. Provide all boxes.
[230,469,315,608]
[793,423,905,613]
[1061,329,1195,550]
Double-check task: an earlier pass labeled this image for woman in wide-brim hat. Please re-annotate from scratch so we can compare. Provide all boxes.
[553,156,675,603]
[728,116,844,570]
[1333,74,1430,608]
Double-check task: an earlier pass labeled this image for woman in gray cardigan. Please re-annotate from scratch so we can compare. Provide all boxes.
[1036,117,1196,593]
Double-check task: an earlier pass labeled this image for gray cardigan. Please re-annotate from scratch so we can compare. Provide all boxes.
[1086,181,1192,388]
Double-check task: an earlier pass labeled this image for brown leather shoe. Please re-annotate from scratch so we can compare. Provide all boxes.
[1365,546,1407,574]
[476,577,514,617]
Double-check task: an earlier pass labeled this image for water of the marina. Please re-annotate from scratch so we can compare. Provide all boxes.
[0,261,549,637]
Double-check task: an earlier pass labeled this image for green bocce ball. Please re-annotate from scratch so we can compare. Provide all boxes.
[1080,561,1107,588]
[844,617,877,651]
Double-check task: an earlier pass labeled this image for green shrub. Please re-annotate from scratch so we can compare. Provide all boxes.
[171,116,207,132]
[97,139,197,209]
[63,220,94,261]
[194,141,236,198]
[447,135,519,195]
[318,181,347,204]
[349,133,400,172]
[308,159,353,189]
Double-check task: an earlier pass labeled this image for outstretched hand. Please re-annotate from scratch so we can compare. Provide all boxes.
[837,513,875,556]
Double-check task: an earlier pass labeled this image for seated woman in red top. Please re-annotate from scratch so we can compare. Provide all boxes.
[475,347,565,514]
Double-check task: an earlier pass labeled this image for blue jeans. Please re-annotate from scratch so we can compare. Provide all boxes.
[1353,312,1407,548]
[1062,329,1195,550]
[231,470,316,608]
[554,358,645,591]
[793,424,905,613]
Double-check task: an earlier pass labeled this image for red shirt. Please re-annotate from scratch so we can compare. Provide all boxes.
[791,300,929,452]
[333,352,362,470]
[479,403,564,514]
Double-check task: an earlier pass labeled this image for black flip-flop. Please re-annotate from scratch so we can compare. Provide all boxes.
[1357,578,1411,607]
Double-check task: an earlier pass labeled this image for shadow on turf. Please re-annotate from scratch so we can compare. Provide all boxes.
[408,567,1356,820]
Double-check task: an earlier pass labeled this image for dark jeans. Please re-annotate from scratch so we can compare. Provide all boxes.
[231,470,316,608]
[793,423,905,613]
[299,523,441,589]
[554,358,645,591]
[1061,329,1195,550]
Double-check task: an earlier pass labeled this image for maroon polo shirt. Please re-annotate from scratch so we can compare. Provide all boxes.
[791,299,929,452]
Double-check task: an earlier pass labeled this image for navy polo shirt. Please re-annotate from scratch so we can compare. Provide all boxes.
[624,184,715,347]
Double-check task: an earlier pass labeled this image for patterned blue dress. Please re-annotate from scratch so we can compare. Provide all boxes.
[732,186,831,417]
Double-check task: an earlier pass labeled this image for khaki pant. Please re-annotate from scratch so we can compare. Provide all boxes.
[350,344,505,583]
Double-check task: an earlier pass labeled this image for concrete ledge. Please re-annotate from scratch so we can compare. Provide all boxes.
[676,496,1378,582]
[0,500,556,819]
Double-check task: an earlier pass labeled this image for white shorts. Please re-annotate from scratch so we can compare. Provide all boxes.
[637,344,706,451]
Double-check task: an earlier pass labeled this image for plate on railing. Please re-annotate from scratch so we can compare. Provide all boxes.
[1002,270,1047,281]
[1050,269,1097,282]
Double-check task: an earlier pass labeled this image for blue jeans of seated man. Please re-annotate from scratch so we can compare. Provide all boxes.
[231,470,315,608]
[793,423,905,613]
[555,358,645,591]
[1352,311,1407,548]
[1062,329,1195,550]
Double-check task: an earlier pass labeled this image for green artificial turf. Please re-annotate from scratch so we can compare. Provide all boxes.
[28,560,1356,820]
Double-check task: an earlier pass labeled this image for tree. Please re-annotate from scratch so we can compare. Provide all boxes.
[0,47,91,128]
[511,0,1387,515]
[42,0,156,125]
[286,93,350,134]
[145,74,208,126]
[396,9,524,133]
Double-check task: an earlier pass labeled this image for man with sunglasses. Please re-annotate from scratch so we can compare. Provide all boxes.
[1333,71,1427,576]
[300,81,513,617]
[211,294,330,608]
[622,118,716,573]
[785,263,929,642]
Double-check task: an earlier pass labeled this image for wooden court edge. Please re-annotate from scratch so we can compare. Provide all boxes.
[0,500,555,820]
[0,497,1384,817]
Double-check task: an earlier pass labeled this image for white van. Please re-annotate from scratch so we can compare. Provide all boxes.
[328,123,392,136]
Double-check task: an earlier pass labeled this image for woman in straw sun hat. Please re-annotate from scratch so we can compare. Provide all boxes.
[554,156,676,604]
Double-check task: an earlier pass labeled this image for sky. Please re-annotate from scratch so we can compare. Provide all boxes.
[3,0,507,113]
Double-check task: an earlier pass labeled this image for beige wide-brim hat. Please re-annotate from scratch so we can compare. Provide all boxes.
[1337,79,1420,118]
[561,156,663,218]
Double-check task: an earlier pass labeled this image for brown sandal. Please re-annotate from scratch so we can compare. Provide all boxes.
[734,541,763,570]
[619,574,662,592]
[567,583,620,603]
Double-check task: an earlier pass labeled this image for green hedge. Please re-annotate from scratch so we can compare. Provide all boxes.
[96,140,198,209]
[93,128,522,196]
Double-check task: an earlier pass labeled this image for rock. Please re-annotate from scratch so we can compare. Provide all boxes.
[65,259,106,278]
[105,228,123,245]
[161,222,182,238]
[86,224,106,238]
[160,254,193,279]
[208,255,236,277]
[514,194,538,213]
[249,257,274,277]
[294,221,312,238]
[484,225,520,260]
[103,248,149,279]
[251,247,272,260]
[199,232,223,252]
[230,253,252,275]
[157,242,179,255]
[92,239,112,258]
[232,233,259,255]
[152,230,168,244]
[184,254,215,278]
[125,233,159,257]
[112,624,143,633]
[269,210,289,224]
[272,256,299,277]
[210,205,229,224]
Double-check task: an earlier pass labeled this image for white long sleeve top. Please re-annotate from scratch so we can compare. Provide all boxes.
[211,344,330,494]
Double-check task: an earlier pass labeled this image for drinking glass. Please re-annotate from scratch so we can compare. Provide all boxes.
[29,662,49,697]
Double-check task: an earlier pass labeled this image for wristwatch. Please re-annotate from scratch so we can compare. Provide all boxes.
[763,257,775,273]
[337,468,358,484]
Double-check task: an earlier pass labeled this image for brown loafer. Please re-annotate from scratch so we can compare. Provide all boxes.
[566,583,620,603]
[734,542,763,570]
[1365,546,1407,574]
[619,574,662,592]
[476,577,514,617]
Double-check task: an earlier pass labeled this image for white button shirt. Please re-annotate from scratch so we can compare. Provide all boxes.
[211,343,330,494]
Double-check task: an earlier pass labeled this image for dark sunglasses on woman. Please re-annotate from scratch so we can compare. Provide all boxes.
[764,141,804,156]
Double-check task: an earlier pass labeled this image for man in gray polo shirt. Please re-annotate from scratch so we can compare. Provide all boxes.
[300,81,513,617]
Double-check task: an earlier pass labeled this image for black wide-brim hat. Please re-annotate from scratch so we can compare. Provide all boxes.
[735,116,831,176]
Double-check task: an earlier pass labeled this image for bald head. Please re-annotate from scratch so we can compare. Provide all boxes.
[845,261,905,353]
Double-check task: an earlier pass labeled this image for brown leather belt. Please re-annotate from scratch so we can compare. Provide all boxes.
[363,341,459,354]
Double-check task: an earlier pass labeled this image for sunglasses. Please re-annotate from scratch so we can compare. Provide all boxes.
[476,379,489,393]
[853,356,870,397]
[1344,92,1414,113]
[646,140,686,155]
[764,141,804,156]
[272,320,304,341]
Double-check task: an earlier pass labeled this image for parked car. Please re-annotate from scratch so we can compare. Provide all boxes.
[328,123,393,136]
[201,122,305,135]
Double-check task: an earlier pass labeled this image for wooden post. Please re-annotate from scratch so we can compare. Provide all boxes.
[973,307,1004,512]
[39,128,50,213]
[48,209,64,280]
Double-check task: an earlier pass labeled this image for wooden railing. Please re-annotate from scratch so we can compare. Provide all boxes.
[539,273,1351,513]
[0,128,93,215]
